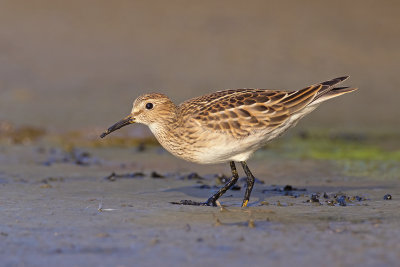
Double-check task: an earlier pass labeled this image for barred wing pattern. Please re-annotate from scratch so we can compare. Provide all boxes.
[179,76,349,138]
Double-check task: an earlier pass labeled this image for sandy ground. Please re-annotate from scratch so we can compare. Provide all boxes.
[0,142,399,267]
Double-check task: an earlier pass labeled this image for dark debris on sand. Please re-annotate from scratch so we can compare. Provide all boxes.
[307,194,321,204]
[102,169,373,208]
[305,192,369,206]
[105,172,145,181]
[383,194,392,200]
[42,148,102,166]
[262,184,307,197]
[150,171,165,178]
[178,172,205,180]
[105,171,206,182]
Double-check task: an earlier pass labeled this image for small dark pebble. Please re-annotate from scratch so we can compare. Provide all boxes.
[105,172,145,181]
[132,172,145,177]
[302,192,370,206]
[283,185,293,191]
[42,148,101,166]
[354,196,364,201]
[264,185,306,193]
[265,185,306,198]
[230,184,241,191]
[309,194,320,203]
[151,171,164,178]
[179,172,204,180]
[74,149,92,165]
[106,174,115,181]
[298,130,309,139]
[198,184,211,189]
[326,200,335,206]
[337,195,347,206]
[383,194,392,200]
[136,142,146,152]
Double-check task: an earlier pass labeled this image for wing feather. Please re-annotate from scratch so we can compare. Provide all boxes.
[179,77,349,139]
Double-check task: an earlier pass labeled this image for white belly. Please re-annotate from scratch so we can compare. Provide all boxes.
[191,131,267,164]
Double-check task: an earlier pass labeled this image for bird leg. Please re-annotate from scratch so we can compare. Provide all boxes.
[240,161,255,207]
[173,161,239,206]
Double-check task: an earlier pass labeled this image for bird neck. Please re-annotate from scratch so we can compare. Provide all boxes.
[147,105,181,145]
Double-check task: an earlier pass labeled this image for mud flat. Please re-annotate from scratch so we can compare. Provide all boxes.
[0,132,399,266]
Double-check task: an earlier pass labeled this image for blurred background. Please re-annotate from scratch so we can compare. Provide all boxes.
[0,0,399,134]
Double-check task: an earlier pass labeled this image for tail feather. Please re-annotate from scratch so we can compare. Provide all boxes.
[330,86,357,94]
[281,76,356,113]
[320,76,349,87]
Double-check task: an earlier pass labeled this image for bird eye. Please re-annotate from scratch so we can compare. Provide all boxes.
[145,103,153,110]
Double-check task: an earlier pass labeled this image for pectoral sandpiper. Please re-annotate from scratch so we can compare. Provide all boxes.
[100,76,357,207]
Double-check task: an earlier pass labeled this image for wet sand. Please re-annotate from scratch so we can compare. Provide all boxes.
[1,136,399,266]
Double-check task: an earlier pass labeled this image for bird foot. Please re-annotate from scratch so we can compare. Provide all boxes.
[171,199,217,207]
